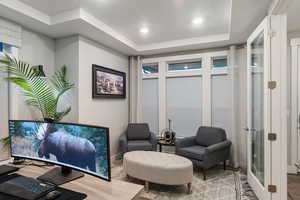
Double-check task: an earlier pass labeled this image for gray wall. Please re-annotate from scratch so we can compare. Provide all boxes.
[78,37,129,156]
[4,31,129,161]
[14,28,56,120]
[55,36,79,123]
[54,36,130,157]
[0,28,55,160]
[0,52,9,160]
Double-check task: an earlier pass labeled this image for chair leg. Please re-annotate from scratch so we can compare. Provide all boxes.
[223,161,226,170]
[145,181,149,192]
[202,169,206,180]
[187,182,192,194]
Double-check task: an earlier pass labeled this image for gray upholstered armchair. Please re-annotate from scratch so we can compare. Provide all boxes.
[119,123,157,157]
[175,126,231,180]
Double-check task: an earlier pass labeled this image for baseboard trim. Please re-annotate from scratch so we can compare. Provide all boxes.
[288,165,298,174]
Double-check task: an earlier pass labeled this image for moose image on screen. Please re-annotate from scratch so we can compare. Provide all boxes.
[9,120,110,183]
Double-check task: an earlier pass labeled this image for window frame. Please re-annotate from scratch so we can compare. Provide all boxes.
[141,50,230,133]
[211,55,229,69]
[142,63,159,78]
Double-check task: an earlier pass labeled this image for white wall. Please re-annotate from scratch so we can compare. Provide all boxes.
[78,36,129,156]
[13,28,56,120]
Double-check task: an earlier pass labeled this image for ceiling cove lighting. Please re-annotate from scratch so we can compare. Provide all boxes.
[192,17,203,25]
[140,27,149,34]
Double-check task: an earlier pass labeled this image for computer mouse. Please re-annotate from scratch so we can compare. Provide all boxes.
[45,190,62,200]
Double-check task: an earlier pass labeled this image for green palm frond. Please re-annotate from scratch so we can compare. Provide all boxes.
[2,136,10,148]
[0,53,74,121]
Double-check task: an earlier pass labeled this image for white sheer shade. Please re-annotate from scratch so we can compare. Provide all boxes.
[142,79,159,134]
[167,76,202,137]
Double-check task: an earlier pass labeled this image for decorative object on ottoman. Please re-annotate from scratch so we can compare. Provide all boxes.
[175,126,231,180]
[123,151,193,194]
[160,119,176,144]
[119,124,157,157]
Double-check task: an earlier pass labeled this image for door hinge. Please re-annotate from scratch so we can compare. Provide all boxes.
[268,29,276,38]
[268,133,277,141]
[268,185,277,193]
[268,81,277,89]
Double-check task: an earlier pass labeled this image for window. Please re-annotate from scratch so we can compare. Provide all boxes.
[142,79,159,133]
[251,33,264,68]
[143,64,158,74]
[212,57,228,68]
[0,42,13,54]
[3,43,12,54]
[168,61,202,72]
[167,76,202,137]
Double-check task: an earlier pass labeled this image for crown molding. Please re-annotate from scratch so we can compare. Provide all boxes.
[269,0,293,14]
[0,0,233,55]
[0,0,50,24]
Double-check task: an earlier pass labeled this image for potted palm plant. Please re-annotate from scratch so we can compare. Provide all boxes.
[0,54,75,156]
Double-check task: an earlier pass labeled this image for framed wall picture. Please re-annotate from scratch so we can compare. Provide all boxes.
[92,65,126,98]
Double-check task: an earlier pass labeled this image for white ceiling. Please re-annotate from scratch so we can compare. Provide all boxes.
[19,0,80,15]
[81,0,231,45]
[0,0,272,55]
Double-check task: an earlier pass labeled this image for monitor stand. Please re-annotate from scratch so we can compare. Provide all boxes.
[37,166,84,185]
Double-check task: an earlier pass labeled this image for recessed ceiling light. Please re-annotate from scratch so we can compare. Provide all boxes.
[192,18,203,25]
[140,27,149,34]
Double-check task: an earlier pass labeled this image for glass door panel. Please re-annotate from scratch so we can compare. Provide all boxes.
[251,32,265,185]
[246,17,270,200]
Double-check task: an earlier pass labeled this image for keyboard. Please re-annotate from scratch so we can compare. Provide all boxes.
[0,175,56,200]
[0,165,19,177]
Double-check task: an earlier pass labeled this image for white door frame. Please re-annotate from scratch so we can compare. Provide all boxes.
[269,14,287,200]
[247,17,271,200]
[247,14,287,200]
[290,38,300,173]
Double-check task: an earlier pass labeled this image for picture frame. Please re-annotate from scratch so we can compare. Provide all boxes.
[92,64,126,98]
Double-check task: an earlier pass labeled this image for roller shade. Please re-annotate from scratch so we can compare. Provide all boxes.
[0,17,21,47]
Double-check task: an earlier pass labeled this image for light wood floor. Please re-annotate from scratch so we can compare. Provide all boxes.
[288,174,300,200]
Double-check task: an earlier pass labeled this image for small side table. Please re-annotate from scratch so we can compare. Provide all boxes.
[157,139,175,152]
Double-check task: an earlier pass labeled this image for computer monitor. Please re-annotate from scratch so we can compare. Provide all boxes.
[9,120,111,185]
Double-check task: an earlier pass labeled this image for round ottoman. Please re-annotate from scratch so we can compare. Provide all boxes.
[123,151,193,193]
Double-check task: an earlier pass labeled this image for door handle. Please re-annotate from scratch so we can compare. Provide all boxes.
[244,127,257,132]
[244,127,249,131]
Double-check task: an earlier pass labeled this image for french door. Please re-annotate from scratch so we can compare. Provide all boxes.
[246,17,271,200]
[247,14,287,200]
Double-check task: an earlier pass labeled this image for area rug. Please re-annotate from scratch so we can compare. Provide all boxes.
[112,162,258,200]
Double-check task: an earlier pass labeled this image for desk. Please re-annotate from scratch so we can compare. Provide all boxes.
[0,161,143,200]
